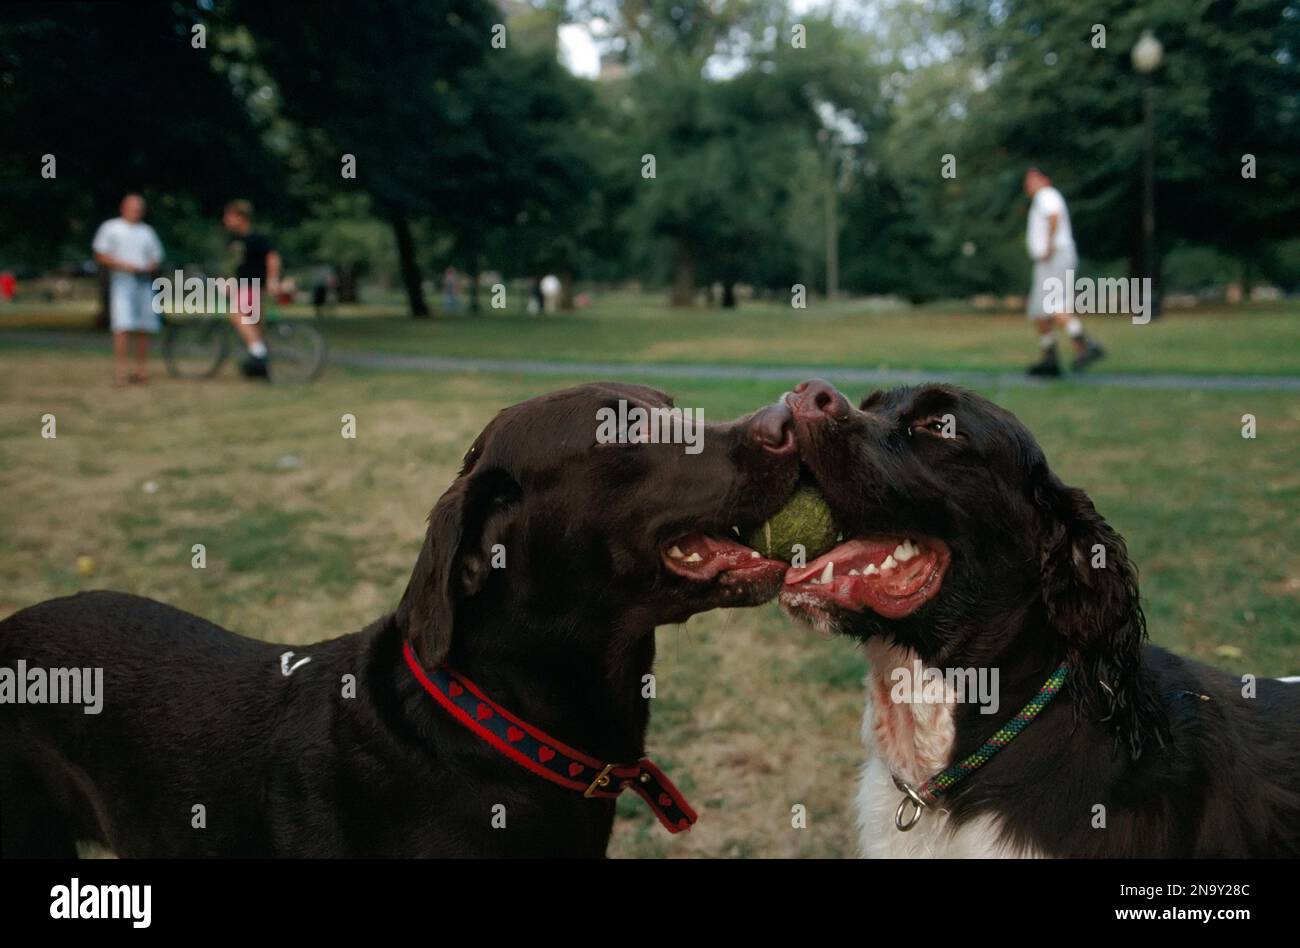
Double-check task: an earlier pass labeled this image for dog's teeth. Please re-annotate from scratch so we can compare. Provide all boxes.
[849,568,861,576]
[731,525,742,537]
[881,555,898,571]
[685,552,703,563]
[836,532,844,542]
[893,540,917,562]
[863,562,880,575]
[669,545,685,559]
[750,550,760,558]
[819,561,835,584]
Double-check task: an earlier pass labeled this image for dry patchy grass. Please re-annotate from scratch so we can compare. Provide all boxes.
[1,350,1297,857]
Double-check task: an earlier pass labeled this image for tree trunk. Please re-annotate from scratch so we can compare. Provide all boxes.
[669,238,695,307]
[1148,242,1164,319]
[468,266,480,314]
[337,263,360,304]
[1126,241,1142,282]
[559,270,575,311]
[390,208,429,318]
[824,173,839,299]
[95,268,110,330]
[721,281,737,308]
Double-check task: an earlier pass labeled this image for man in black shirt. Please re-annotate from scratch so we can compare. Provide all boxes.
[222,199,281,379]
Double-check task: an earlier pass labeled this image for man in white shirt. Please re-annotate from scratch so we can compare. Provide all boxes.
[92,194,164,385]
[1024,168,1103,377]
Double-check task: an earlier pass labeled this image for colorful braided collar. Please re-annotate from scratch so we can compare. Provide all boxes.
[893,662,1068,831]
[401,641,697,834]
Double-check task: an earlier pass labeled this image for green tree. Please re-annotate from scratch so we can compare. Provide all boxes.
[446,41,602,311]
[604,4,886,306]
[0,2,281,294]
[228,0,496,317]
[937,0,1300,291]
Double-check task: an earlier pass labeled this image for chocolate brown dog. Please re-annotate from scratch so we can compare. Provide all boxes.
[0,382,798,857]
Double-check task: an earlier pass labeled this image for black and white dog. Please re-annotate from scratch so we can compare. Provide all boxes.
[780,379,1300,858]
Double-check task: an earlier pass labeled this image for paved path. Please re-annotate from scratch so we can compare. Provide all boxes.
[4,329,1300,392]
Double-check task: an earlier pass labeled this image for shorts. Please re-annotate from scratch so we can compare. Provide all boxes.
[232,282,263,326]
[1027,248,1078,320]
[109,272,160,333]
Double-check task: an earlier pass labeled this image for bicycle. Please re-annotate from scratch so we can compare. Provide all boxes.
[163,302,326,384]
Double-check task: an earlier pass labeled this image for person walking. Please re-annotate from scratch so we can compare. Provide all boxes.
[1023,168,1104,377]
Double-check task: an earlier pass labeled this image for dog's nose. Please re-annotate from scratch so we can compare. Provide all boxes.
[787,379,850,424]
[748,401,796,455]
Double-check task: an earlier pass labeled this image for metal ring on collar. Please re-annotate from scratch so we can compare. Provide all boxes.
[894,781,929,832]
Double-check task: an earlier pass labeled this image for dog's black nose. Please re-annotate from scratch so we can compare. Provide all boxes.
[749,401,796,455]
[787,379,850,424]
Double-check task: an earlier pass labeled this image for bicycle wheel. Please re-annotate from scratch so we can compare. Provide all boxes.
[265,320,326,384]
[163,318,229,379]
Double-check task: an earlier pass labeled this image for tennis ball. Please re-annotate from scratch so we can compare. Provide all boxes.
[76,555,96,576]
[743,486,839,563]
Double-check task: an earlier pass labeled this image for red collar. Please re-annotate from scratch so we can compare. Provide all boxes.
[402,641,697,834]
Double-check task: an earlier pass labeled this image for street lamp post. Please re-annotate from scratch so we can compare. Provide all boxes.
[1131,30,1163,318]
[818,128,840,301]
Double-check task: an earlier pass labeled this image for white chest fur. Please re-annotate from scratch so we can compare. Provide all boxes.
[854,642,1040,858]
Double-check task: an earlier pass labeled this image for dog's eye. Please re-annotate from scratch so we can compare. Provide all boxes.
[907,416,962,440]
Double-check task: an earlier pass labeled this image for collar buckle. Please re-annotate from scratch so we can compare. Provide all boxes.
[583,763,618,798]
[402,642,695,834]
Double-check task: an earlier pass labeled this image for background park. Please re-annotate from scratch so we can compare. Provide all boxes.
[1,0,1297,857]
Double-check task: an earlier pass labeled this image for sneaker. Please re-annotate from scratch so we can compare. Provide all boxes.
[1026,351,1062,378]
[1071,341,1106,372]
[240,354,270,380]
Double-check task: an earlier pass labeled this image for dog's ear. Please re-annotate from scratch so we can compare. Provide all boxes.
[859,390,885,411]
[1035,469,1167,757]
[396,469,520,669]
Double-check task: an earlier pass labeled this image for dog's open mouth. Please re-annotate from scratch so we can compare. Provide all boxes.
[780,534,950,618]
[661,532,787,586]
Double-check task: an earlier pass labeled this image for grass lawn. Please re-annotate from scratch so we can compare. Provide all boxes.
[5,293,1300,377]
[1,349,1296,857]
[325,296,1300,378]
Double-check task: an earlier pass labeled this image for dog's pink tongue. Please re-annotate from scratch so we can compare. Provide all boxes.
[664,533,765,580]
[782,536,950,619]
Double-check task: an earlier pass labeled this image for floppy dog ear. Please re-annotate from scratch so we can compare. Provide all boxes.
[397,470,519,669]
[1035,470,1167,757]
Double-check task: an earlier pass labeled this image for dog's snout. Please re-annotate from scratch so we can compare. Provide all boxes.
[748,402,796,455]
[787,379,850,425]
